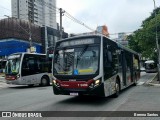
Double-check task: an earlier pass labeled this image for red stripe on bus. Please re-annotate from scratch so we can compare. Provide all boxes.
[56,80,94,89]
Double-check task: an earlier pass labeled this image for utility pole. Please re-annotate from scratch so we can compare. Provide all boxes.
[59,8,65,40]
[152,0,160,82]
[28,12,33,52]
[4,15,34,52]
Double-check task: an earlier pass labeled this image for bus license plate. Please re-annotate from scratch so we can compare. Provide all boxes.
[70,93,79,96]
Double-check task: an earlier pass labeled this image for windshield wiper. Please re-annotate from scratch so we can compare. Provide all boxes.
[76,45,88,68]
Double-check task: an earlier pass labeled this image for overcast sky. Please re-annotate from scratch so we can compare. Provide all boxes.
[1,0,160,36]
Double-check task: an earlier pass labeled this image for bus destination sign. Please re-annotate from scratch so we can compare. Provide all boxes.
[60,39,94,47]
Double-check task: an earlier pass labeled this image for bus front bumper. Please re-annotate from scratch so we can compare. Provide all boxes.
[53,83,105,97]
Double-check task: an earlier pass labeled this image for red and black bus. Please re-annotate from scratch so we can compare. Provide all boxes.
[52,34,140,97]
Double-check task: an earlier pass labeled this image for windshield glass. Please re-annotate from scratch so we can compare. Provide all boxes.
[145,63,156,69]
[5,55,21,75]
[54,46,99,75]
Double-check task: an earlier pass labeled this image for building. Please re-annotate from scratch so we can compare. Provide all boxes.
[11,0,69,53]
[0,18,68,58]
[0,18,42,58]
[114,33,128,46]
[11,0,57,29]
[41,26,68,53]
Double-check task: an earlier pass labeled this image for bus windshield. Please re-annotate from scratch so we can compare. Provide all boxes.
[145,62,156,69]
[5,55,21,75]
[54,45,99,75]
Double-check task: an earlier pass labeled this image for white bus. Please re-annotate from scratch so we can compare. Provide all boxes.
[5,52,52,86]
[144,60,157,73]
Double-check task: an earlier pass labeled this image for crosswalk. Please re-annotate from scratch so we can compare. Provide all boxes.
[137,82,145,85]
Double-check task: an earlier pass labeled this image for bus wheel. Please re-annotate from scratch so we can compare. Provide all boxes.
[113,80,120,98]
[41,77,49,86]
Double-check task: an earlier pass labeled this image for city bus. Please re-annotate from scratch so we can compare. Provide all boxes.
[144,60,157,73]
[52,34,140,97]
[5,52,52,86]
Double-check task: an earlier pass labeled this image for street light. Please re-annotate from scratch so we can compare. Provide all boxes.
[152,0,160,82]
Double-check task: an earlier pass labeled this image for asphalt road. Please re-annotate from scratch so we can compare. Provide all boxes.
[0,72,160,120]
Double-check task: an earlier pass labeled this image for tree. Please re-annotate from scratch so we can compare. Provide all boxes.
[128,7,160,61]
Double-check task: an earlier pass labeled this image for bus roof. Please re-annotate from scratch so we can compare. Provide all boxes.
[117,43,139,55]
[57,34,139,56]
[145,60,155,64]
[58,34,102,42]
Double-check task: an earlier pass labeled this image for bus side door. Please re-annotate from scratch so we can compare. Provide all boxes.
[21,55,37,84]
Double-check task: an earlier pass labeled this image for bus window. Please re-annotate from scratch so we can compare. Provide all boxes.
[5,56,20,75]
[104,45,118,80]
[54,46,99,75]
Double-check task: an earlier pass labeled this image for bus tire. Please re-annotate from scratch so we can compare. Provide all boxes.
[40,77,49,86]
[113,80,120,98]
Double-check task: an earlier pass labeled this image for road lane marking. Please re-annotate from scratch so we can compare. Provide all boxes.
[137,82,145,85]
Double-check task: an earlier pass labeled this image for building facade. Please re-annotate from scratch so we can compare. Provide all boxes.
[0,18,42,58]
[11,0,57,29]
[0,39,42,57]
[114,33,128,46]
[0,18,68,58]
[41,26,68,53]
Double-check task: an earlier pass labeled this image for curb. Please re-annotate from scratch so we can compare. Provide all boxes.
[0,76,5,83]
[146,73,160,86]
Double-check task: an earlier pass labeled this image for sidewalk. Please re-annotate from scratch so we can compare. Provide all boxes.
[0,73,4,80]
[145,73,160,86]
[0,74,5,83]
[0,74,8,89]
[0,73,5,77]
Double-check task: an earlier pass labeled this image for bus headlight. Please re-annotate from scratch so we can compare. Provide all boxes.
[89,79,101,89]
[95,80,100,85]
[53,80,56,84]
[16,74,20,79]
[53,80,60,87]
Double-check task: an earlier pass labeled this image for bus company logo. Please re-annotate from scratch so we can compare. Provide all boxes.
[61,84,69,87]
[2,112,43,118]
[2,112,11,117]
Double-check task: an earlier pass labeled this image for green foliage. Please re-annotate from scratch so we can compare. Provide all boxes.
[128,7,160,61]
